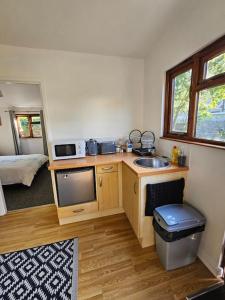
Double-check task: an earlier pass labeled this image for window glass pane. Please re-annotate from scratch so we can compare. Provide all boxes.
[31,116,40,123]
[171,69,192,133]
[31,115,42,137]
[205,52,225,79]
[17,116,30,137]
[195,85,225,142]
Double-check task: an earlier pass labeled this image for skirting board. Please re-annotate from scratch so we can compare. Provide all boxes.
[198,252,220,277]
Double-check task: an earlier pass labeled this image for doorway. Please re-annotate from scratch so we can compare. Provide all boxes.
[0,81,54,211]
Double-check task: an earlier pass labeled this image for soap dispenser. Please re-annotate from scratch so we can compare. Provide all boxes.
[171,146,179,164]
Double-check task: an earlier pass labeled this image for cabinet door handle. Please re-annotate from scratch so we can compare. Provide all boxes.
[102,166,113,171]
[99,177,103,187]
[72,208,84,213]
[134,182,137,194]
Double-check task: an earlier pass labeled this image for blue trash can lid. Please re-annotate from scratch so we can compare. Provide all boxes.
[153,203,206,232]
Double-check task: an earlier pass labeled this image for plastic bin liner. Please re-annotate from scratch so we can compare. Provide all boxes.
[153,218,205,242]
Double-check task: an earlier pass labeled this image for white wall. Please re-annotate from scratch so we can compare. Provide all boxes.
[0,45,144,144]
[144,0,225,275]
[20,138,44,155]
[0,107,15,155]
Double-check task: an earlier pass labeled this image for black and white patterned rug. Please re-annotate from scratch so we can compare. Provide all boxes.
[0,239,78,300]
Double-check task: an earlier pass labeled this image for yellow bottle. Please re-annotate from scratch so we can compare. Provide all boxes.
[171,146,179,164]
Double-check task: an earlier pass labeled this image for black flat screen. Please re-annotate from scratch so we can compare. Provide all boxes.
[55,144,76,157]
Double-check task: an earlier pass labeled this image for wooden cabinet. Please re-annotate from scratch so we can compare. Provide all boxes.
[57,201,98,219]
[96,164,119,211]
[122,163,140,237]
[55,162,122,225]
[96,164,118,174]
[51,156,188,245]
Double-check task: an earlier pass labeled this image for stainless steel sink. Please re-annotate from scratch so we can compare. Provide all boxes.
[134,157,170,169]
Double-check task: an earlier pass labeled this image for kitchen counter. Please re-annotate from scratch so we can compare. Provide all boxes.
[48,152,188,177]
[49,152,189,242]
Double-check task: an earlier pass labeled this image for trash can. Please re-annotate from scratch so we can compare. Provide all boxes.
[153,203,206,271]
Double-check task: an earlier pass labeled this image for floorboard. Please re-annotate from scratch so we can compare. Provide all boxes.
[0,205,219,299]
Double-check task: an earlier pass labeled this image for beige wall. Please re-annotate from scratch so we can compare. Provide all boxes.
[144,0,225,275]
[0,45,144,144]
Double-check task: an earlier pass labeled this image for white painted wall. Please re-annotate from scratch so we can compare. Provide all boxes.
[0,107,15,155]
[144,0,225,275]
[20,138,44,155]
[0,45,144,144]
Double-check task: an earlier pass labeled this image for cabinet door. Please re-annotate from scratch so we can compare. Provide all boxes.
[131,179,139,237]
[122,164,139,237]
[122,165,132,221]
[97,172,119,211]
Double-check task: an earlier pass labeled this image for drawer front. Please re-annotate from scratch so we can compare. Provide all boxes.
[57,201,98,218]
[96,163,118,174]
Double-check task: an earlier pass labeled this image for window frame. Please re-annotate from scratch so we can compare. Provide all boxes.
[16,114,42,139]
[163,35,225,149]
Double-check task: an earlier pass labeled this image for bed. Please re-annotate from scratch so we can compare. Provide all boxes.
[0,154,49,186]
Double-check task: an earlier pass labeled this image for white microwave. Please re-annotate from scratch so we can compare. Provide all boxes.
[51,139,86,160]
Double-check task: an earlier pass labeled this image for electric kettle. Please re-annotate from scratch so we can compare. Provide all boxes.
[86,139,98,156]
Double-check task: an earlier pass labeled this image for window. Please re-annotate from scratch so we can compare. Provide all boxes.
[171,68,192,133]
[205,52,225,79]
[164,35,225,149]
[16,114,42,138]
[196,85,225,141]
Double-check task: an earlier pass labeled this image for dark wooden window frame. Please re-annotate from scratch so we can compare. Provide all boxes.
[163,35,225,150]
[16,114,42,139]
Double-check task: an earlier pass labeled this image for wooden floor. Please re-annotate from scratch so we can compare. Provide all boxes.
[0,205,218,300]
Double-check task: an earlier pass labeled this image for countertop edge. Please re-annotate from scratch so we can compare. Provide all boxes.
[48,153,189,177]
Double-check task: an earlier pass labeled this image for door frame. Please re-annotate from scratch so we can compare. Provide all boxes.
[0,77,51,214]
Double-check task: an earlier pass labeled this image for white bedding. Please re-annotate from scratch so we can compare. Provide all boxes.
[0,154,48,186]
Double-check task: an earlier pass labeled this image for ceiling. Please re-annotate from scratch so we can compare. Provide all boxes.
[0,0,187,58]
[0,82,42,108]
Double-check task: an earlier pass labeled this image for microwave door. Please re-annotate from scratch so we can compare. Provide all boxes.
[55,144,76,157]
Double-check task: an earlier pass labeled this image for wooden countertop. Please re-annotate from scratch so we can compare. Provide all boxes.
[48,153,189,177]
